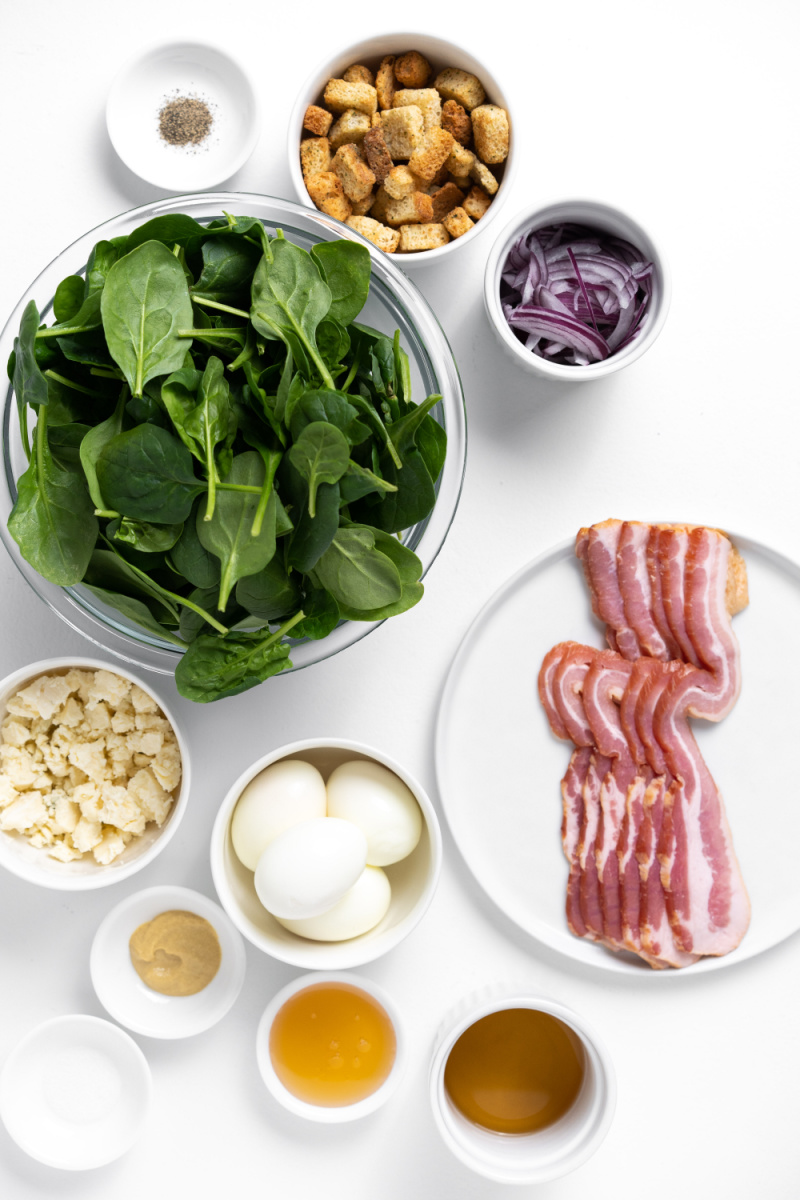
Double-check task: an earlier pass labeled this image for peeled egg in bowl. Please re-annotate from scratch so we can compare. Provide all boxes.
[326,760,422,867]
[275,866,391,942]
[254,818,367,920]
[231,759,327,871]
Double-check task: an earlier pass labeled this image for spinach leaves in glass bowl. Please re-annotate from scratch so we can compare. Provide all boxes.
[5,213,447,703]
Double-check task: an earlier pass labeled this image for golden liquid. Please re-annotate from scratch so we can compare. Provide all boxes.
[269,983,397,1107]
[444,1008,585,1134]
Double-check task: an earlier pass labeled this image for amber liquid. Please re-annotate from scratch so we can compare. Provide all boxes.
[269,982,397,1107]
[444,1008,585,1134]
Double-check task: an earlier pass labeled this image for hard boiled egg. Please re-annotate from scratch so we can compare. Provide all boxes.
[232,759,327,871]
[326,760,422,867]
[274,866,391,941]
[254,817,367,920]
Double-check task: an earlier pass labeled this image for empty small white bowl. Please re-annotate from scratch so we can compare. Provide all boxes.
[210,738,442,969]
[0,657,190,891]
[484,198,671,380]
[429,986,616,1184]
[106,41,260,191]
[256,971,406,1122]
[289,32,515,265]
[0,1014,151,1170]
[90,885,247,1038]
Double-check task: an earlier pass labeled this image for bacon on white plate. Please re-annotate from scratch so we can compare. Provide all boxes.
[576,520,641,659]
[617,521,673,660]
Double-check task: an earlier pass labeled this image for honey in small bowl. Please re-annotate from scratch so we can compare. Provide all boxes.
[444,1008,585,1135]
[268,981,397,1107]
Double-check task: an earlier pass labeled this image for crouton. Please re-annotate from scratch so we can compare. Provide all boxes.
[362,125,393,183]
[369,186,392,225]
[384,192,435,228]
[429,164,451,189]
[393,88,442,132]
[346,216,401,253]
[300,137,332,177]
[398,223,450,252]
[445,142,476,179]
[394,51,431,88]
[375,56,397,110]
[332,143,376,203]
[462,185,492,220]
[442,207,474,239]
[441,99,471,145]
[384,164,425,200]
[351,192,376,216]
[379,106,424,159]
[323,79,378,116]
[431,182,465,222]
[408,127,455,182]
[303,105,333,137]
[469,158,499,195]
[329,109,371,151]
[471,104,509,164]
[433,68,486,111]
[343,64,375,87]
[305,172,352,222]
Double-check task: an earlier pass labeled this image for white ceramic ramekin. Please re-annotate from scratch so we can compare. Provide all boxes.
[484,198,671,380]
[429,986,616,1184]
[210,738,441,969]
[0,657,190,890]
[288,32,516,266]
[256,971,406,1123]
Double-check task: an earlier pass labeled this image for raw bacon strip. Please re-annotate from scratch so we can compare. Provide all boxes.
[657,527,702,666]
[646,526,682,660]
[578,752,612,941]
[552,643,597,745]
[538,643,572,741]
[654,667,750,956]
[562,747,593,939]
[682,526,741,720]
[636,778,699,967]
[618,521,672,660]
[634,659,683,777]
[576,521,640,659]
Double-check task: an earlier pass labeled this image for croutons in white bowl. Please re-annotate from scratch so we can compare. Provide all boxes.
[0,657,189,890]
[289,33,515,265]
[210,738,442,969]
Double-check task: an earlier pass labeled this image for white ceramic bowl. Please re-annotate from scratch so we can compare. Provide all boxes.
[106,41,260,190]
[289,32,516,266]
[210,738,442,969]
[0,656,189,890]
[90,885,247,1038]
[429,987,616,1184]
[484,198,671,380]
[256,971,405,1122]
[0,1014,152,1169]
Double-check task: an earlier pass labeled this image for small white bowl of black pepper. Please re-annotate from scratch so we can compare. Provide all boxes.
[106,40,260,192]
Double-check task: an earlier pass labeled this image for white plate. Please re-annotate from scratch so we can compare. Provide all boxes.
[106,41,260,191]
[435,533,800,976]
[90,885,247,1038]
[0,1015,151,1169]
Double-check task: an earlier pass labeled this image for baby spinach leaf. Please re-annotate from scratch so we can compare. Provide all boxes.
[175,616,303,703]
[80,388,127,511]
[415,408,447,483]
[85,239,126,301]
[313,526,402,611]
[197,451,278,612]
[288,421,349,518]
[292,585,340,640]
[281,457,340,573]
[48,423,89,469]
[84,548,180,623]
[250,235,333,387]
[192,237,262,302]
[386,392,443,456]
[339,459,398,504]
[101,240,194,397]
[53,276,85,323]
[164,356,236,520]
[96,424,205,522]
[236,555,300,622]
[12,300,49,456]
[126,214,211,252]
[362,447,436,534]
[83,585,187,647]
[178,587,245,642]
[287,389,369,445]
[112,518,183,553]
[311,241,371,326]
[335,526,423,620]
[317,319,351,369]
[8,408,98,586]
[168,500,220,587]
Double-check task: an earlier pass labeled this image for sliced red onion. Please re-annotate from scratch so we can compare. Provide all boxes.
[500,223,654,366]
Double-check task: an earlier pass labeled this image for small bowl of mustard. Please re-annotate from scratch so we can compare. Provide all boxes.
[90,884,247,1039]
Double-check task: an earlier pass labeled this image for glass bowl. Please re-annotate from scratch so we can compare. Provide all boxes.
[0,193,466,677]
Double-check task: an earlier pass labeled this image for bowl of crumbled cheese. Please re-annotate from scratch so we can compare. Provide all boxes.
[0,658,189,889]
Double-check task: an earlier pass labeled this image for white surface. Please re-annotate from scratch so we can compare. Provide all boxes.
[1,2,799,1197]
[0,1015,151,1169]
[90,885,246,1038]
[106,42,260,191]
[255,971,405,1122]
[436,534,800,975]
[429,988,615,1184]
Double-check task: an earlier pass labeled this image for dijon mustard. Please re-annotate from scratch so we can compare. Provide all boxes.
[129,910,221,997]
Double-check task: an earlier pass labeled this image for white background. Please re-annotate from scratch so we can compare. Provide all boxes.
[2,2,799,1197]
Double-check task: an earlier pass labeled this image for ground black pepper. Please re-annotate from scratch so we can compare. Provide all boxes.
[158,96,213,146]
